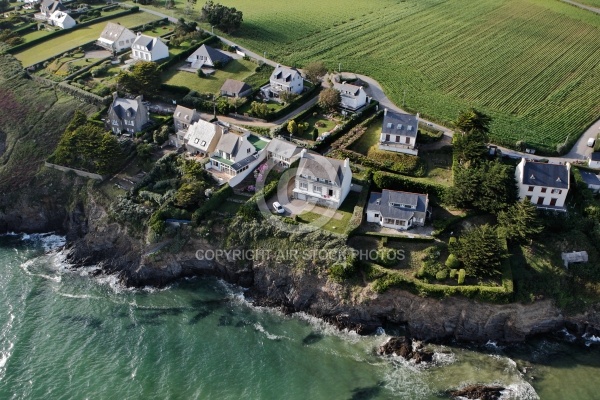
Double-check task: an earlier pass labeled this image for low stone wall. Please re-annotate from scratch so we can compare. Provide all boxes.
[44,162,105,181]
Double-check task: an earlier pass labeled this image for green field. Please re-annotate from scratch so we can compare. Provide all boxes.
[13,12,161,67]
[163,58,258,94]
[575,0,600,7]
[179,0,600,154]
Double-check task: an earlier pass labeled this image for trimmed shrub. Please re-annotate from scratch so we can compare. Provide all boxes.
[449,269,457,279]
[445,253,460,269]
[192,184,233,223]
[457,269,466,285]
[372,171,447,202]
[435,269,448,281]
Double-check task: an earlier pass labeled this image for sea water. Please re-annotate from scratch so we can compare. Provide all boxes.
[0,234,599,399]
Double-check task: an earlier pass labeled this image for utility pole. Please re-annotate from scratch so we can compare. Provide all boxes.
[213,94,216,120]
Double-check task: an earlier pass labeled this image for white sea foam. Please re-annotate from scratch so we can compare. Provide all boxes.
[56,292,100,300]
[559,328,577,342]
[20,233,66,252]
[19,258,61,283]
[582,333,600,347]
[500,382,540,400]
[253,323,288,341]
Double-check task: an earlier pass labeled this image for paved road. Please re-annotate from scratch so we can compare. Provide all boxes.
[561,0,600,14]
[137,5,599,163]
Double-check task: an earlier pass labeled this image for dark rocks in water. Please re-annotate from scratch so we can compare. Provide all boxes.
[90,268,102,277]
[188,309,211,325]
[377,336,434,364]
[218,315,233,326]
[302,332,324,345]
[449,385,504,400]
[322,314,379,335]
[349,385,382,400]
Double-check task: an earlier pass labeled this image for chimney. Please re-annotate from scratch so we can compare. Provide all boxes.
[344,158,349,169]
[112,91,118,100]
[300,148,307,158]
[384,108,388,116]
[416,112,420,119]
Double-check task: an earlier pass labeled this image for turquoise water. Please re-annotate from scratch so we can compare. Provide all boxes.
[0,235,599,399]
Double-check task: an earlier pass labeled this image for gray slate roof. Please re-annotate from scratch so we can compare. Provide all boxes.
[188,44,232,64]
[333,82,363,97]
[174,105,199,124]
[267,138,300,159]
[215,132,240,155]
[297,152,346,185]
[367,190,428,220]
[522,161,569,189]
[133,34,158,51]
[590,152,600,162]
[112,97,140,119]
[271,65,301,85]
[100,22,133,41]
[580,171,600,187]
[220,79,251,95]
[382,111,418,138]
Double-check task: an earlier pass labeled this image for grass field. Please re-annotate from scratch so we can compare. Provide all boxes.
[163,58,257,94]
[575,0,600,7]
[173,0,600,154]
[297,190,361,233]
[13,12,161,67]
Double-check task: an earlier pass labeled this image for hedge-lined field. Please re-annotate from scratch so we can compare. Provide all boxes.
[205,0,600,154]
[13,12,161,67]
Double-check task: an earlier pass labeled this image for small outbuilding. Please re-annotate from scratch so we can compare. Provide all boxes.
[220,79,252,98]
[561,251,588,269]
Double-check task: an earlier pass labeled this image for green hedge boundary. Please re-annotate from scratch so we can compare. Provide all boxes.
[192,184,234,224]
[264,82,321,122]
[372,171,448,202]
[8,8,141,55]
[357,232,435,242]
[372,258,514,303]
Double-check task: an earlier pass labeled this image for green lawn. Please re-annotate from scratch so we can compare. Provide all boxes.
[350,119,381,155]
[14,12,161,67]
[162,58,257,94]
[296,112,339,141]
[297,190,361,233]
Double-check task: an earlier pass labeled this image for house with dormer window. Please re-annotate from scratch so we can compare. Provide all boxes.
[131,33,169,62]
[262,65,304,98]
[107,93,149,134]
[186,44,232,69]
[515,158,570,211]
[184,119,224,157]
[379,109,419,155]
[333,82,367,111]
[293,150,352,210]
[171,105,201,147]
[366,189,430,230]
[97,22,136,53]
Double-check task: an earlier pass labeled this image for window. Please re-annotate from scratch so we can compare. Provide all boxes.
[385,134,390,142]
[299,182,308,190]
[537,197,545,205]
[395,136,400,143]
[541,187,547,193]
[550,198,558,206]
[405,136,410,144]
[313,186,322,194]
[526,195,532,201]
[374,213,379,218]
[528,186,534,192]
[200,141,206,146]
[247,148,251,154]
[551,189,561,194]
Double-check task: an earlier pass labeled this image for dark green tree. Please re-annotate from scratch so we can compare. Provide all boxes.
[497,198,543,243]
[201,1,243,34]
[450,224,507,277]
[454,108,491,136]
[174,181,207,208]
[116,61,161,97]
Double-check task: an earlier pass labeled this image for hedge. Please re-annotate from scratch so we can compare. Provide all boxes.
[356,232,435,242]
[192,184,233,224]
[8,8,142,55]
[372,171,448,202]
[345,186,370,236]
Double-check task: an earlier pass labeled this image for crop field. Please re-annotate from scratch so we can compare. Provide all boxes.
[188,0,600,154]
[576,0,600,7]
[13,12,161,67]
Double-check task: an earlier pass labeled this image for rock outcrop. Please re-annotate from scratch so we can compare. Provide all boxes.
[449,384,504,400]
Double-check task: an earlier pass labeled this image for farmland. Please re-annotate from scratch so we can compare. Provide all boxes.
[185,0,600,154]
[13,12,161,67]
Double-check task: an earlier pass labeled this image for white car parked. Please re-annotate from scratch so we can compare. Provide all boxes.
[273,202,285,214]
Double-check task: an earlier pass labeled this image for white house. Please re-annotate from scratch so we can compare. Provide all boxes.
[366,189,430,230]
[580,170,600,193]
[207,131,265,178]
[35,0,66,20]
[379,109,419,155]
[97,22,136,53]
[171,105,201,147]
[266,138,301,167]
[515,158,570,211]
[293,150,352,210]
[333,82,367,111]
[589,152,600,169]
[184,119,224,157]
[131,33,169,62]
[263,65,304,98]
[186,44,232,69]
[48,11,75,29]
